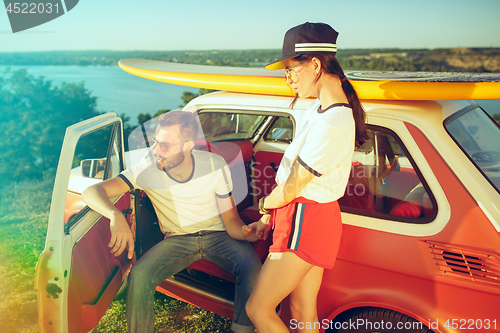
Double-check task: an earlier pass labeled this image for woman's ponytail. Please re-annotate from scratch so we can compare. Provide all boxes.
[320,54,368,146]
[339,73,368,147]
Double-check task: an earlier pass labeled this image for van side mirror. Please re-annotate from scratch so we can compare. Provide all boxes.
[81,159,106,179]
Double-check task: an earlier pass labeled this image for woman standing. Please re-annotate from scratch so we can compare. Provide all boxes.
[245,22,367,333]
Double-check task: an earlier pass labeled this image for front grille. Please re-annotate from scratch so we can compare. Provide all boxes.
[428,241,500,287]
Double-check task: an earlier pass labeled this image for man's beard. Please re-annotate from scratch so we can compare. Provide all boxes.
[155,152,185,171]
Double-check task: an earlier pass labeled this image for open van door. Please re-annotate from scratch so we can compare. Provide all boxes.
[35,113,133,333]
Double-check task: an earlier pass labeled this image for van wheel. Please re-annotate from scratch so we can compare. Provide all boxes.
[333,308,433,333]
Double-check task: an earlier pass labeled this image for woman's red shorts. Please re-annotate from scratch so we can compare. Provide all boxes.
[269,197,342,269]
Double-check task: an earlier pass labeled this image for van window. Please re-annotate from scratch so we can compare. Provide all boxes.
[72,123,122,181]
[338,126,436,223]
[198,111,267,141]
[66,122,123,229]
[445,106,500,194]
[264,116,294,143]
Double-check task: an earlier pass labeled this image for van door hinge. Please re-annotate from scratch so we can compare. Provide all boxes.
[122,209,133,217]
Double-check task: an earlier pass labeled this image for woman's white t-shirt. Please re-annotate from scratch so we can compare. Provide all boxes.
[276,99,355,203]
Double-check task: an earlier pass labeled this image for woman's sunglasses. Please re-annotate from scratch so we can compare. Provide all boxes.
[284,62,305,82]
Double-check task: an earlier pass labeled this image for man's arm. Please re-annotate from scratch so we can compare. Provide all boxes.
[81,177,135,259]
[217,195,260,242]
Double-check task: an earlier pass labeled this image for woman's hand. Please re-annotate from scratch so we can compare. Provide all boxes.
[263,161,315,210]
[258,214,272,239]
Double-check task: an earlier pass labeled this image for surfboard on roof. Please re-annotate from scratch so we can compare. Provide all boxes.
[119,59,500,100]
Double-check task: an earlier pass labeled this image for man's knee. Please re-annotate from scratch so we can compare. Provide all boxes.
[128,263,147,288]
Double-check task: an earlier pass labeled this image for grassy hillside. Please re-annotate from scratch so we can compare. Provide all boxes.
[0,177,231,332]
[0,176,53,332]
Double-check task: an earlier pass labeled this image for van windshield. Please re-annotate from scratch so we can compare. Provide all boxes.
[445,106,500,194]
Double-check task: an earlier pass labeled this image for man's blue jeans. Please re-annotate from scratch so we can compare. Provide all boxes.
[126,231,261,333]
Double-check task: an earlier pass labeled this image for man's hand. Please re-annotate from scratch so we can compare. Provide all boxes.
[82,177,134,259]
[109,211,135,259]
[242,224,259,242]
[242,214,272,242]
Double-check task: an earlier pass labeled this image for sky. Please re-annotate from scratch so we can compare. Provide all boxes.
[1,0,499,52]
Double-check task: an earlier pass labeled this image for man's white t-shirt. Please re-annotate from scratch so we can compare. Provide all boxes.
[119,149,232,235]
[276,99,355,203]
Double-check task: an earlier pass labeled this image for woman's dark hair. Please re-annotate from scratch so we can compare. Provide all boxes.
[291,54,368,147]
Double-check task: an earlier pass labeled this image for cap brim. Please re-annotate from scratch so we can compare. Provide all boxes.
[264,54,300,70]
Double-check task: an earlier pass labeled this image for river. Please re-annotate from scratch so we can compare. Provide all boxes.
[0,65,200,125]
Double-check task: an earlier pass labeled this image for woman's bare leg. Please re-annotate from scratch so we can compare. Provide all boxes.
[245,252,315,333]
[289,265,324,332]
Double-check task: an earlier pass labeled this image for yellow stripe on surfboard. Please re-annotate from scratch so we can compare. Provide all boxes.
[119,59,500,100]
[119,59,293,97]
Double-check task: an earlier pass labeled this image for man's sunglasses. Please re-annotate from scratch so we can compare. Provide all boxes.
[152,139,185,152]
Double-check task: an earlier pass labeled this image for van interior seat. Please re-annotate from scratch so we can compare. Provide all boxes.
[382,166,420,212]
[253,150,283,200]
[390,183,432,218]
[339,162,422,214]
[338,163,376,212]
[212,141,254,165]
[195,139,255,209]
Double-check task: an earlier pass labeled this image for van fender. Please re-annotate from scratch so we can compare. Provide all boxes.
[320,292,445,333]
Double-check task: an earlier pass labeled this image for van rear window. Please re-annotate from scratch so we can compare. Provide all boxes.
[338,126,436,223]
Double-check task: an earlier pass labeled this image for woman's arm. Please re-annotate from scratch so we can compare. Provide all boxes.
[263,160,316,210]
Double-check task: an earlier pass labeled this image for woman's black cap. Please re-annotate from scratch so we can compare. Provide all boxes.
[265,22,338,70]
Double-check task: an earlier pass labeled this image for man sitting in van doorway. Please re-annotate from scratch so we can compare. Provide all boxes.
[82,111,261,333]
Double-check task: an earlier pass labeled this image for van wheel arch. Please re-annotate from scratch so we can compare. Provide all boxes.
[325,307,434,333]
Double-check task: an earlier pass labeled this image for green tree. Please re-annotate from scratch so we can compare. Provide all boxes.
[153,109,170,118]
[136,109,171,126]
[138,112,152,125]
[179,91,198,108]
[0,68,101,182]
[178,89,217,108]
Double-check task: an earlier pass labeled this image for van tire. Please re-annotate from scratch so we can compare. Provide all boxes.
[332,307,433,333]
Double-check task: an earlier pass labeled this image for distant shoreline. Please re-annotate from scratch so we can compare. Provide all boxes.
[1,48,499,72]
